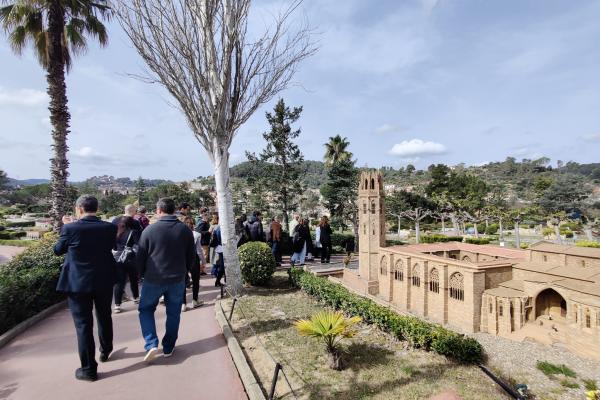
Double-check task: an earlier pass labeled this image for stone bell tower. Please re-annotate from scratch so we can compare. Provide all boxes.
[358,170,386,283]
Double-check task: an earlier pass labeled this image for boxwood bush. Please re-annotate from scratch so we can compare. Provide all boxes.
[464,237,491,245]
[420,234,463,243]
[0,234,65,335]
[5,220,35,228]
[0,230,27,240]
[289,268,484,363]
[238,241,276,285]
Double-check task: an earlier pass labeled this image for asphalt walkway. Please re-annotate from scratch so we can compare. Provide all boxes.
[0,277,247,400]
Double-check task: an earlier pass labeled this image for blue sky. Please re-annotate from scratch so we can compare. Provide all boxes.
[1,0,599,181]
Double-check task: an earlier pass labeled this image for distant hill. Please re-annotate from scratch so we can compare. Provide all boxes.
[7,178,50,188]
[229,160,328,189]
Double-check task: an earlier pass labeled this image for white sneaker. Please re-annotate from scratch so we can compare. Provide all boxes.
[163,348,175,358]
[192,300,204,308]
[114,305,122,313]
[144,347,158,362]
[181,304,187,312]
[134,297,140,304]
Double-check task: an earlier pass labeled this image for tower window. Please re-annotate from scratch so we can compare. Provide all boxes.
[585,308,591,328]
[489,299,493,313]
[370,178,375,190]
[394,260,404,281]
[371,201,376,214]
[499,302,503,317]
[380,256,388,276]
[363,202,367,214]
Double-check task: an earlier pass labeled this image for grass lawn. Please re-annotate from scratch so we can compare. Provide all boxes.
[222,271,508,400]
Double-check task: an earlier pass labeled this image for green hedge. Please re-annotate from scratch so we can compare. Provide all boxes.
[0,231,27,240]
[0,234,65,335]
[331,232,354,248]
[420,235,463,243]
[576,241,600,248]
[289,269,484,363]
[464,238,491,245]
[4,221,35,228]
[238,241,276,285]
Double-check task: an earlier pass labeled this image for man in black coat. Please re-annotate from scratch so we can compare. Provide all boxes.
[54,195,117,382]
[137,197,195,362]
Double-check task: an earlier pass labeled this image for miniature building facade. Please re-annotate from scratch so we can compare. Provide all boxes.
[341,171,600,357]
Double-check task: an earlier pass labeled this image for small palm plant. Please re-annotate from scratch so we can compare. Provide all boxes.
[295,310,361,370]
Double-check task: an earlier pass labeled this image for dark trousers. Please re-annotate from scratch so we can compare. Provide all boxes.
[67,291,113,374]
[191,263,200,301]
[271,240,282,265]
[113,262,139,305]
[321,242,332,263]
[215,253,225,285]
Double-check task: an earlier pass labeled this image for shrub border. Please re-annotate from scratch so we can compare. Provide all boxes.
[0,300,66,349]
[289,268,484,363]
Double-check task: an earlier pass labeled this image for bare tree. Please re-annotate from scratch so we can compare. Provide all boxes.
[117,0,316,295]
[400,208,431,244]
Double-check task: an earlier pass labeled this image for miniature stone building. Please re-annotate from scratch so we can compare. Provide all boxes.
[340,170,600,356]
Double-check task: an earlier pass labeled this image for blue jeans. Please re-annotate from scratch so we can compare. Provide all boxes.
[291,242,307,265]
[138,280,185,353]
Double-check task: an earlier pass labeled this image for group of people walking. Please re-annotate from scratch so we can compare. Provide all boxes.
[54,196,224,381]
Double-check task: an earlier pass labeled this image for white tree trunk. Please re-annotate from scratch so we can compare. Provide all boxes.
[397,215,401,238]
[441,217,445,232]
[451,213,458,232]
[514,221,521,248]
[474,223,479,238]
[499,218,504,241]
[212,144,242,296]
[415,221,421,244]
[554,223,563,245]
[584,224,593,241]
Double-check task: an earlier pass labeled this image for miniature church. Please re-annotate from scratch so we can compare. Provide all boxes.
[337,170,600,359]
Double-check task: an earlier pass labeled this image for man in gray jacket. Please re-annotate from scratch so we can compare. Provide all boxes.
[137,197,195,362]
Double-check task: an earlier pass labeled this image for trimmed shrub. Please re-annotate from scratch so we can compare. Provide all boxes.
[577,241,600,248]
[0,234,65,335]
[0,230,27,240]
[420,235,463,243]
[484,224,498,235]
[465,237,491,245]
[5,220,35,228]
[238,241,276,285]
[289,269,484,363]
[385,239,405,246]
[542,227,554,237]
[331,233,354,248]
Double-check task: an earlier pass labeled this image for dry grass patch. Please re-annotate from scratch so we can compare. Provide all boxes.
[222,272,508,400]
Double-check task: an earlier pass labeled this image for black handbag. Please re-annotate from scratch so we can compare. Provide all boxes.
[113,231,135,264]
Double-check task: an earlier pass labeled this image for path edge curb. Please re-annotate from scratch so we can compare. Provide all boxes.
[215,299,266,400]
[0,300,67,350]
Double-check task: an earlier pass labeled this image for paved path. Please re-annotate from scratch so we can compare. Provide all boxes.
[0,245,26,265]
[0,277,247,400]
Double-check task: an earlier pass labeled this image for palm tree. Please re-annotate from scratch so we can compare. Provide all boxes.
[1,0,111,230]
[324,135,353,165]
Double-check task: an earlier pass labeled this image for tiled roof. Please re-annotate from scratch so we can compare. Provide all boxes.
[388,242,527,260]
[529,241,600,258]
[513,262,600,283]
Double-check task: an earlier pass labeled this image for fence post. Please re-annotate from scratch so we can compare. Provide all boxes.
[268,362,282,400]
[228,298,237,321]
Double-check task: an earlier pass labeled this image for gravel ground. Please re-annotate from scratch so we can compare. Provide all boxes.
[472,332,600,399]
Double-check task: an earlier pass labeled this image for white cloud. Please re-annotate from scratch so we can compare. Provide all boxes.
[0,86,47,107]
[581,133,600,142]
[389,139,447,157]
[376,124,407,134]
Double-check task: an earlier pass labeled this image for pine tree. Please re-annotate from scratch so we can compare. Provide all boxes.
[247,99,305,230]
[134,176,147,206]
[321,158,359,233]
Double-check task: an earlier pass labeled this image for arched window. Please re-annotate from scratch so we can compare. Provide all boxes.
[363,224,366,235]
[449,272,464,301]
[489,298,493,313]
[429,268,439,293]
[371,201,376,214]
[499,301,504,317]
[364,179,368,189]
[411,264,421,287]
[461,255,472,263]
[394,260,404,281]
[573,304,579,323]
[585,308,591,328]
[379,256,388,276]
[370,178,375,190]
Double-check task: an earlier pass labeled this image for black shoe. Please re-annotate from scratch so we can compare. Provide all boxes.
[99,352,111,362]
[215,282,223,287]
[75,368,97,382]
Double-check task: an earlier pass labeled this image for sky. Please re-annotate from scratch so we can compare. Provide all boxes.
[1,0,600,181]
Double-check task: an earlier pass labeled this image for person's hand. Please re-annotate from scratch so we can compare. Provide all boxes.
[62,215,75,225]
